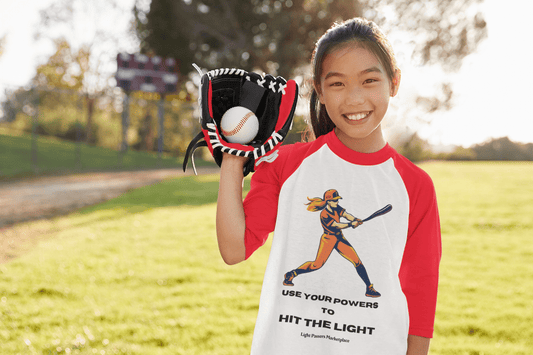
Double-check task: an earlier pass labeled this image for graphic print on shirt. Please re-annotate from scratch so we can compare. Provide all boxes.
[282,189,392,298]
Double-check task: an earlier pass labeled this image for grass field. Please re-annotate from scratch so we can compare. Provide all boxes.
[0,161,532,354]
[0,129,212,180]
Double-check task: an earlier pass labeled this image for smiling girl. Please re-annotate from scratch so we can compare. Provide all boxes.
[217,18,441,355]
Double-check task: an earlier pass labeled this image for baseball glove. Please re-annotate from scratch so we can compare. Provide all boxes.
[183,68,299,176]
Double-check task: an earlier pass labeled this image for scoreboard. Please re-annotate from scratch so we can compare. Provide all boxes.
[116,53,178,94]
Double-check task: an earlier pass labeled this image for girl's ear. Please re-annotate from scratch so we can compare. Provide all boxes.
[391,69,401,97]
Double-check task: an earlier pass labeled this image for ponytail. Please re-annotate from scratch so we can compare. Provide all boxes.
[306,196,328,212]
[306,89,336,141]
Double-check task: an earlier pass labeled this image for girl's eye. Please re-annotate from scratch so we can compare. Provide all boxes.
[364,78,378,84]
[330,82,344,87]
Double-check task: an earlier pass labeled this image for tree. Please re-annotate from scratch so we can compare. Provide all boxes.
[395,132,434,162]
[472,137,533,161]
[37,0,139,95]
[1,87,39,125]
[136,0,486,78]
[36,0,142,144]
[136,0,360,77]
[10,39,91,141]
[33,39,88,93]
[444,146,477,161]
[2,40,88,135]
[366,0,487,71]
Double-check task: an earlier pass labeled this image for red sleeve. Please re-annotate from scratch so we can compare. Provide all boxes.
[396,157,442,338]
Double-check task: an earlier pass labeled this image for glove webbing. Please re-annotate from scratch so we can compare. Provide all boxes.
[207,68,289,95]
[183,76,269,175]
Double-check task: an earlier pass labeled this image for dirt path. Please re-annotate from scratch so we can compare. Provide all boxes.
[0,167,217,263]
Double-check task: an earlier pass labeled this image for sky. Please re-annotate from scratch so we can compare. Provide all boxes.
[404,0,533,147]
[0,0,532,148]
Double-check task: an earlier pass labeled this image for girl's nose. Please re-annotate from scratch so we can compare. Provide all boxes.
[345,87,365,106]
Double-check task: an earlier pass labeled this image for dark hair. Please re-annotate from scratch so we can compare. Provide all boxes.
[305,18,398,140]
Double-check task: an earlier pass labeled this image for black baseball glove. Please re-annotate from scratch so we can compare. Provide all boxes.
[183,68,298,176]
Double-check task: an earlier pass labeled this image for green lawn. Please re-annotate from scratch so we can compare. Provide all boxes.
[423,161,533,355]
[0,162,532,354]
[0,130,213,179]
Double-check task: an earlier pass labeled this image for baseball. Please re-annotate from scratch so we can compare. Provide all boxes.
[220,106,259,144]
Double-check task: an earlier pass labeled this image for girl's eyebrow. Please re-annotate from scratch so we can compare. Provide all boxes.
[324,66,383,80]
[323,72,345,80]
[361,66,383,75]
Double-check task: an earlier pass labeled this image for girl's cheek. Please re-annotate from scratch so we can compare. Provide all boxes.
[373,86,391,103]
[326,91,343,104]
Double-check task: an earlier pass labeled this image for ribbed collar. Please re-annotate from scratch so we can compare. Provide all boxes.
[325,130,395,166]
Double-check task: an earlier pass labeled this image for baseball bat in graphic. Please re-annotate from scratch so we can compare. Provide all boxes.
[352,204,393,228]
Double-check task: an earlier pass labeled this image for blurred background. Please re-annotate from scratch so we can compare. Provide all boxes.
[1,0,532,177]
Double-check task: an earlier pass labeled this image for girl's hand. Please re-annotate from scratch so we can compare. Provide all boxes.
[351,219,363,228]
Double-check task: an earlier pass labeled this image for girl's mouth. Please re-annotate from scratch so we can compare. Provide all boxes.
[344,111,372,122]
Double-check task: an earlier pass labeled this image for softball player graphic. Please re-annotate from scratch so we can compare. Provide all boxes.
[283,189,381,298]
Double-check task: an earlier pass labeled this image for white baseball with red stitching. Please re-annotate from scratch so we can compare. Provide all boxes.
[220,106,259,144]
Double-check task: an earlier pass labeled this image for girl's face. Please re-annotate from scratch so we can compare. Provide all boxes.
[317,45,398,153]
[327,200,339,208]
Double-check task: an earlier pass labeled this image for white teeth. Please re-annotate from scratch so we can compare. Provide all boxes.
[346,112,370,121]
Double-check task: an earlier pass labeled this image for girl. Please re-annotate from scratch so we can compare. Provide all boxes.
[217,17,441,355]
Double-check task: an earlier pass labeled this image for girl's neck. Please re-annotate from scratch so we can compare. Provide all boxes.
[333,126,387,154]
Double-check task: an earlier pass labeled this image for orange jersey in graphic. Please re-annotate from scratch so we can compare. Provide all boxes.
[320,206,346,235]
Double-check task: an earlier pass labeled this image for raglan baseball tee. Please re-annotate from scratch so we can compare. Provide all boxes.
[242,130,441,355]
